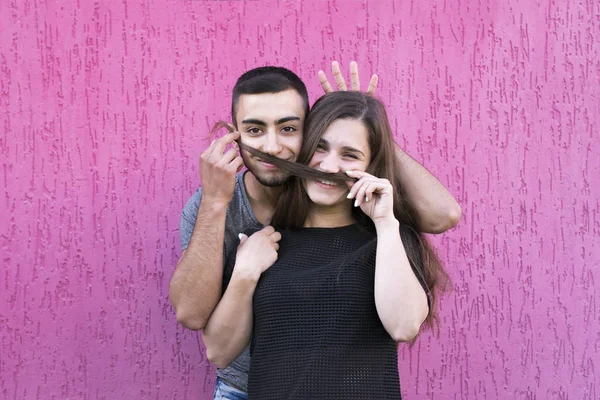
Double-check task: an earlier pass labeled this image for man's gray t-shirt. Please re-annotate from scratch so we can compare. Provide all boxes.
[180,171,262,392]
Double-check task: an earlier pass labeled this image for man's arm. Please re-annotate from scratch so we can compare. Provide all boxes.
[169,132,243,330]
[395,146,461,234]
[203,271,255,368]
[202,228,280,368]
[318,61,461,234]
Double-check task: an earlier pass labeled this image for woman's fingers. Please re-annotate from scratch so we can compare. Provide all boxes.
[361,183,376,204]
[270,231,282,242]
[355,181,379,207]
[351,179,391,207]
[347,175,377,200]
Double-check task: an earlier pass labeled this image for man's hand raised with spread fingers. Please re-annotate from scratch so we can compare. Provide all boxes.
[318,61,378,96]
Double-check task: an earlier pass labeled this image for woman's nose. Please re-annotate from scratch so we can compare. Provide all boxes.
[319,154,340,173]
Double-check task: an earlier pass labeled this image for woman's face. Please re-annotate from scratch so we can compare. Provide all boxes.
[304,118,372,208]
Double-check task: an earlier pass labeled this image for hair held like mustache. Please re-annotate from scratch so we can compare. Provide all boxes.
[211,121,355,186]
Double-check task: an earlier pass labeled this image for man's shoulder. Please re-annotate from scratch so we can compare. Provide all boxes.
[179,172,253,251]
[183,172,248,214]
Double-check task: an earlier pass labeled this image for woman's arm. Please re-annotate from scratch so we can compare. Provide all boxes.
[346,170,430,342]
[201,227,281,368]
[373,218,429,342]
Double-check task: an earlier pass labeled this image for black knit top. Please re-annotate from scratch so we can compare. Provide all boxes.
[246,224,404,399]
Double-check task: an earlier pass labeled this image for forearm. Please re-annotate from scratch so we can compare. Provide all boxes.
[374,219,429,342]
[202,272,256,368]
[395,146,461,233]
[169,200,228,330]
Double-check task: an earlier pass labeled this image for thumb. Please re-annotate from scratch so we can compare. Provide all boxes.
[238,233,248,245]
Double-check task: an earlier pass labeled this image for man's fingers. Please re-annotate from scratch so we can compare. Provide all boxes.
[212,131,241,155]
[218,147,239,165]
[201,139,218,159]
[230,156,245,172]
[318,70,334,94]
[332,61,347,91]
[366,74,378,96]
[349,61,360,91]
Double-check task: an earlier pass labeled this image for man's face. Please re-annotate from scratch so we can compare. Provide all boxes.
[235,89,305,187]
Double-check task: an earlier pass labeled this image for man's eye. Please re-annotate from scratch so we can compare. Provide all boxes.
[247,128,261,134]
[281,126,297,133]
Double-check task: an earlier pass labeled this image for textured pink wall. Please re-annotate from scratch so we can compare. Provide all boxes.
[1,0,599,399]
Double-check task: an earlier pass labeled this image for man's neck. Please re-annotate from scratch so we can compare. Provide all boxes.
[243,172,282,225]
[304,203,355,228]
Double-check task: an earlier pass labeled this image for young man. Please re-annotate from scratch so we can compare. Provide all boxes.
[169,62,461,398]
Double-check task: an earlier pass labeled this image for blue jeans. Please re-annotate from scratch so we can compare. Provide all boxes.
[213,377,248,400]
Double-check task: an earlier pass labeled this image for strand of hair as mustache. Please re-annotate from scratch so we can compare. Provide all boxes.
[210,121,355,185]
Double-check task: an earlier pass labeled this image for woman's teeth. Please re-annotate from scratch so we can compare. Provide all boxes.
[317,179,337,187]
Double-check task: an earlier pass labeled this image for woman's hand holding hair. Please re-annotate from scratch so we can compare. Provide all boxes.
[345,170,396,225]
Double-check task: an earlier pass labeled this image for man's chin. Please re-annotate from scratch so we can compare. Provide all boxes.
[255,174,288,187]
[246,162,290,187]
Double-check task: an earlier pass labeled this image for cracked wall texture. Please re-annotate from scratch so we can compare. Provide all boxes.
[1,0,599,399]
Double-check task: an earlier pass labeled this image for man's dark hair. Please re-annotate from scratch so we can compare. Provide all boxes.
[231,66,310,125]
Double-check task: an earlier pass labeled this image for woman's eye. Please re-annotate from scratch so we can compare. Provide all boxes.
[344,153,358,159]
[281,126,297,133]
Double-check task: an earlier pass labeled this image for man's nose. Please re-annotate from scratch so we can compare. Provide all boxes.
[262,132,283,155]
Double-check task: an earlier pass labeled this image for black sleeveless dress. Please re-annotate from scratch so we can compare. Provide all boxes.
[246,224,404,399]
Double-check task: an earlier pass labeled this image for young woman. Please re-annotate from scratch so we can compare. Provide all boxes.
[202,91,450,399]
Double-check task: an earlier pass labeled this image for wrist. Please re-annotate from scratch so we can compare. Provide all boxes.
[374,217,400,232]
[200,197,230,213]
[231,265,261,287]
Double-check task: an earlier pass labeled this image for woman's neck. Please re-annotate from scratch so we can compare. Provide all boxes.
[304,202,356,228]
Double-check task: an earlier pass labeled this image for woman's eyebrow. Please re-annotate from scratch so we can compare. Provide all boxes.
[341,146,366,157]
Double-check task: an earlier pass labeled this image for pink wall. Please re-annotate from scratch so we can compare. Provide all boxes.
[1,0,598,398]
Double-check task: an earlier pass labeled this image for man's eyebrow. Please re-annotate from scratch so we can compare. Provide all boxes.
[275,116,301,125]
[241,119,267,126]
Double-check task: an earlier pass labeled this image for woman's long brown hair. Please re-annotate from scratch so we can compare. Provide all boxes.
[213,91,450,329]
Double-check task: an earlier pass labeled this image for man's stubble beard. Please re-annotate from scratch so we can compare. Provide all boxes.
[241,151,290,188]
